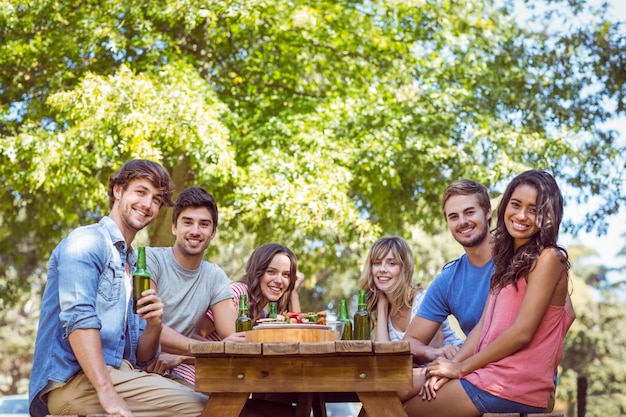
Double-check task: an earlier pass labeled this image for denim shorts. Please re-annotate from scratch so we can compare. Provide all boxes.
[460,379,545,414]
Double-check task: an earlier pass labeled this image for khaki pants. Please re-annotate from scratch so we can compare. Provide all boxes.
[47,360,207,417]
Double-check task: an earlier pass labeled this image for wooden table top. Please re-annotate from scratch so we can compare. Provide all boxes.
[189,339,411,357]
[189,340,413,417]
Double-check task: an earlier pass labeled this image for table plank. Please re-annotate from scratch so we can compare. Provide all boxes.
[299,341,336,355]
[198,392,248,417]
[295,393,313,417]
[225,342,262,355]
[188,341,224,355]
[373,340,410,354]
[195,355,412,393]
[263,342,300,355]
[190,341,412,417]
[334,340,373,354]
[358,391,408,417]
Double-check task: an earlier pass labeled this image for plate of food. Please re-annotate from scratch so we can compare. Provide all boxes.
[257,311,328,325]
[253,323,331,330]
[247,315,338,342]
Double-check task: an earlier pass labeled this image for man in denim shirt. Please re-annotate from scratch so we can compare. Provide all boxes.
[29,159,207,417]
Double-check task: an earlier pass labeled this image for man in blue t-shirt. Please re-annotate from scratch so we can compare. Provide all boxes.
[403,179,493,365]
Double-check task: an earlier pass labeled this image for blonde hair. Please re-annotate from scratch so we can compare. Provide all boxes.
[358,236,421,330]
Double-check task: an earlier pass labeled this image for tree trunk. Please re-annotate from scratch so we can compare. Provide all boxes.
[150,155,191,247]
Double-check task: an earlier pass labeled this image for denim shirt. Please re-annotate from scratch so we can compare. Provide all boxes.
[29,216,159,417]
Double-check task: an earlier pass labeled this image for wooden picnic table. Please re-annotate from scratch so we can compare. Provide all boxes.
[188,339,413,417]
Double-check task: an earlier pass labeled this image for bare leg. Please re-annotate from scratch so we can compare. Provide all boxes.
[403,379,480,417]
[397,367,427,402]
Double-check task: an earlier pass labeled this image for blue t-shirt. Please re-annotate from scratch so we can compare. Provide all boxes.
[418,254,493,336]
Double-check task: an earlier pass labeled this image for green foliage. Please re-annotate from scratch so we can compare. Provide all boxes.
[1,0,626,405]
[2,0,625,305]
[560,283,626,417]
[0,275,40,395]
[557,243,626,417]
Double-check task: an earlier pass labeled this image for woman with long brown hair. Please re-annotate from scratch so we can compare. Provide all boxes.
[404,170,575,417]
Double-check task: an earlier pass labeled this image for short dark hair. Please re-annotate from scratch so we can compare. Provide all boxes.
[172,187,219,231]
[107,159,174,210]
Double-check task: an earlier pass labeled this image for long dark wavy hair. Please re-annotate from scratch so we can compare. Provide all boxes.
[491,170,569,291]
[238,243,298,322]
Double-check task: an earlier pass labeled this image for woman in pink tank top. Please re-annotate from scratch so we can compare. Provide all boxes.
[404,170,575,417]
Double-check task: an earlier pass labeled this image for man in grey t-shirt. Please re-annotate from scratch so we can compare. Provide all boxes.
[145,187,240,381]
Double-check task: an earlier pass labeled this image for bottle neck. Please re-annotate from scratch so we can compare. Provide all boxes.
[134,247,149,276]
[238,295,248,315]
[339,301,349,320]
[357,291,367,310]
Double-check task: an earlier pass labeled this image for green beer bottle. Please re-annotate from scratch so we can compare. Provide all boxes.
[353,289,371,340]
[338,299,353,340]
[236,294,253,331]
[132,246,151,314]
[268,301,278,319]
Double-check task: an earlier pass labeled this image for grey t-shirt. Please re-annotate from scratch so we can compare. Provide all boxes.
[146,247,234,337]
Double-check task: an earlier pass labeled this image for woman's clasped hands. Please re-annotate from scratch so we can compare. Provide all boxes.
[419,357,462,400]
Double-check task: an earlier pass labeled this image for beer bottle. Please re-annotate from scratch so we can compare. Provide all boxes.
[268,301,278,319]
[338,299,353,340]
[236,294,253,331]
[353,289,371,340]
[132,246,151,314]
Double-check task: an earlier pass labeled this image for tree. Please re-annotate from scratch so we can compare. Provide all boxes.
[0,277,39,395]
[560,247,626,417]
[1,0,625,309]
[2,0,626,406]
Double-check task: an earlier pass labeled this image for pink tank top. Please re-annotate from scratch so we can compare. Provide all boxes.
[463,278,574,408]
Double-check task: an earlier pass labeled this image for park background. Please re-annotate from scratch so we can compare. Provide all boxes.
[1,0,625,416]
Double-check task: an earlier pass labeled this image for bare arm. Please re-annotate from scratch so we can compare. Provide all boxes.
[375,294,391,342]
[418,305,488,400]
[193,312,217,340]
[68,329,133,417]
[158,325,196,355]
[146,280,188,355]
[289,271,305,312]
[135,289,164,362]
[403,316,448,364]
[428,248,568,380]
[458,249,567,375]
[211,298,238,339]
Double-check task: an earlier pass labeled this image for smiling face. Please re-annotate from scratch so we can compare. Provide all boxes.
[371,250,402,293]
[172,206,216,259]
[259,253,291,305]
[113,178,164,234]
[444,194,491,248]
[504,183,539,250]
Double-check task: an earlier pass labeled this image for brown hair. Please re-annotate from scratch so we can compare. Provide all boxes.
[107,159,174,209]
[239,243,298,322]
[442,179,491,223]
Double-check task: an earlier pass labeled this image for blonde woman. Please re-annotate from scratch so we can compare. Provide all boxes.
[358,236,462,346]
